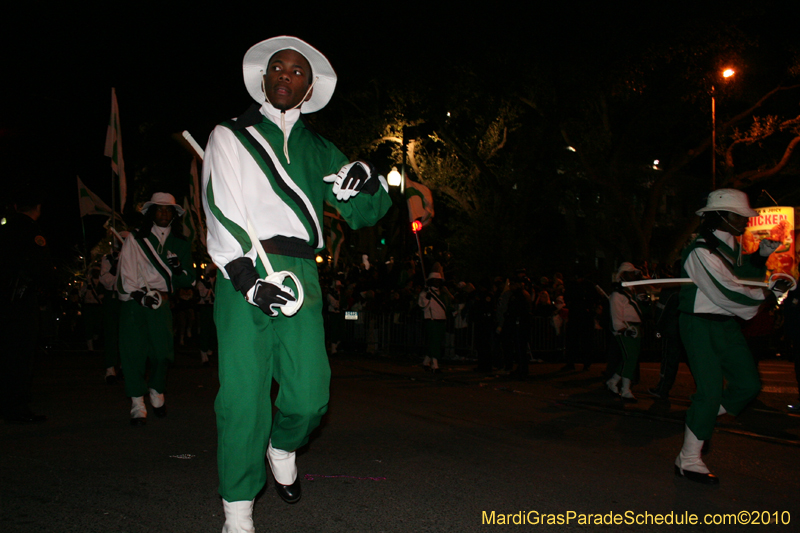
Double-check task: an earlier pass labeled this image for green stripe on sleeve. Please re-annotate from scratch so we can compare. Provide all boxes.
[700,262,763,307]
[205,171,252,255]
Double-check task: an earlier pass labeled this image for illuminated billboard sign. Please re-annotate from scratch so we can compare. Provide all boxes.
[743,206,797,280]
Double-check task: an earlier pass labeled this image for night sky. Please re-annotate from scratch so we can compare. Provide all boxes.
[2,1,798,263]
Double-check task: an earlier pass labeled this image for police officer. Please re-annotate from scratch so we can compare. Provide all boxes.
[1,192,54,423]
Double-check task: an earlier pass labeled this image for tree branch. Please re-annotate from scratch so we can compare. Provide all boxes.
[485,127,508,160]
[728,135,800,187]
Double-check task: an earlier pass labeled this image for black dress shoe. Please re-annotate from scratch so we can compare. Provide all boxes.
[674,465,719,485]
[153,405,167,418]
[275,479,301,504]
[130,417,147,427]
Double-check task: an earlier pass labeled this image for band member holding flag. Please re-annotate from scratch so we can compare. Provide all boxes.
[117,193,194,426]
[202,36,391,532]
[674,189,792,484]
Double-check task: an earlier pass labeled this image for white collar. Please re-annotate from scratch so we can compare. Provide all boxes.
[151,224,172,246]
[260,103,301,128]
[712,229,735,248]
[260,103,301,164]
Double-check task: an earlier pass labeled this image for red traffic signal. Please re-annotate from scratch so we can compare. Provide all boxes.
[411,220,423,233]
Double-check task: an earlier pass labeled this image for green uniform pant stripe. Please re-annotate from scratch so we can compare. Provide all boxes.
[614,334,640,379]
[215,254,329,502]
[119,300,173,398]
[680,313,760,440]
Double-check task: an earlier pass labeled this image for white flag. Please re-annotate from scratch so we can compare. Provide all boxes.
[404,178,434,226]
[103,88,127,212]
[77,176,113,217]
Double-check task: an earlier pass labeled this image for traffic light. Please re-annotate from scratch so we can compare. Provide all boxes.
[411,220,422,233]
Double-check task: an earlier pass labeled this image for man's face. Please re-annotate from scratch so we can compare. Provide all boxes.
[719,211,748,237]
[263,49,313,111]
[153,205,174,228]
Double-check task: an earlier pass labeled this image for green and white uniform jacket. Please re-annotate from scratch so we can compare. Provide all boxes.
[117,226,195,301]
[202,104,391,278]
[678,229,767,320]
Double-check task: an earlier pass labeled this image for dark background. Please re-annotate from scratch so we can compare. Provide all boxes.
[2,1,799,269]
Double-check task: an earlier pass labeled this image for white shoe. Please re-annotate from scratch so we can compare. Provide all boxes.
[222,499,255,533]
[267,442,297,486]
[674,425,718,484]
[148,388,165,409]
[605,373,621,394]
[620,377,637,401]
[130,397,146,419]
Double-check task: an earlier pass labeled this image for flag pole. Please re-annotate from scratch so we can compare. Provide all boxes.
[77,178,89,274]
[412,221,427,283]
[111,168,116,234]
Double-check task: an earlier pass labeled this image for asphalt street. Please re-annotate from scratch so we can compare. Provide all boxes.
[2,347,799,532]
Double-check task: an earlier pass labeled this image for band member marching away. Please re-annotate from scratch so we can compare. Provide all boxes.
[674,189,792,484]
[607,262,646,402]
[202,36,391,532]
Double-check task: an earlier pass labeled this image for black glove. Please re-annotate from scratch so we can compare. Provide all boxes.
[167,255,183,274]
[131,290,145,305]
[323,161,382,201]
[131,289,159,309]
[251,279,297,317]
[225,257,259,297]
[772,279,793,293]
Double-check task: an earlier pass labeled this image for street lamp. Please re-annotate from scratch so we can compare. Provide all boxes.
[387,167,402,188]
[711,67,735,189]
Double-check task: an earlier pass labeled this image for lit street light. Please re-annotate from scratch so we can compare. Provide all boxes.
[711,67,735,189]
[387,167,402,188]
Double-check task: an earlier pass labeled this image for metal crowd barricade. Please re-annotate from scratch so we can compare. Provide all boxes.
[328,312,580,361]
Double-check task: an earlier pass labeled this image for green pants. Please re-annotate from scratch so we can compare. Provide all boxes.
[614,334,641,379]
[215,255,330,502]
[102,293,121,369]
[119,300,173,398]
[425,319,446,360]
[680,313,761,441]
